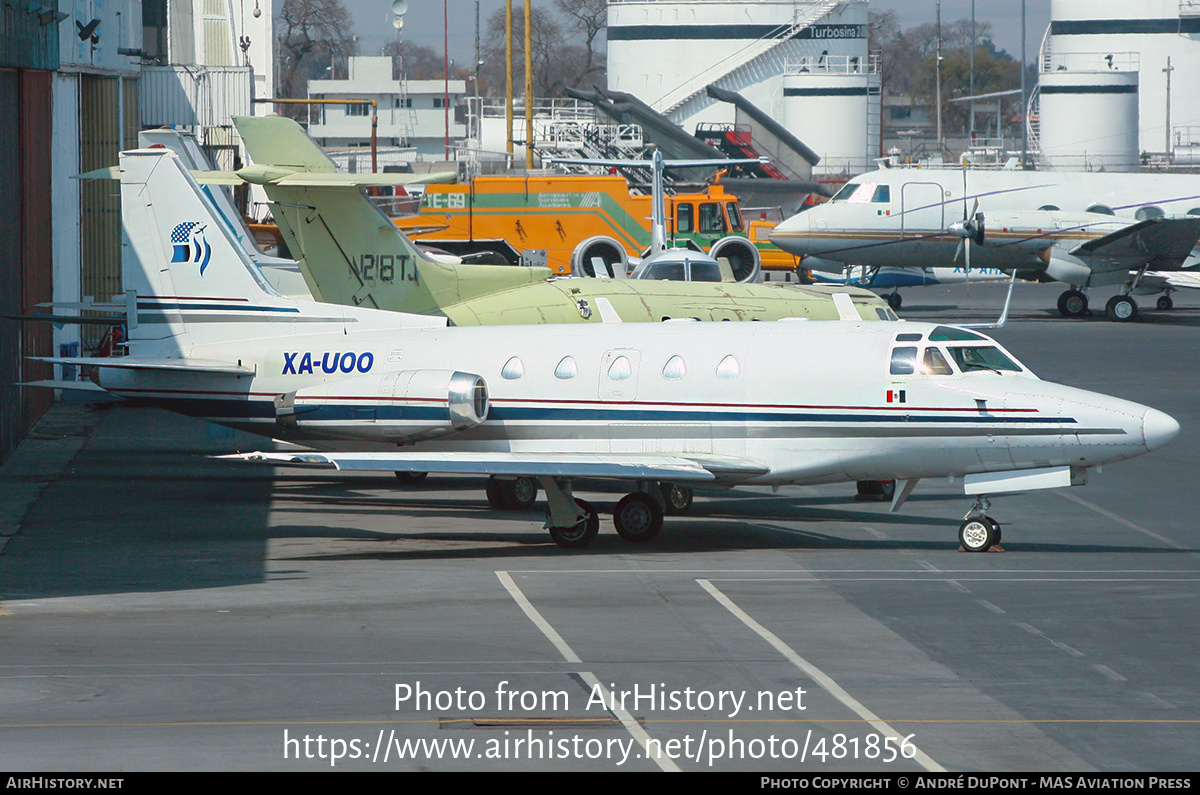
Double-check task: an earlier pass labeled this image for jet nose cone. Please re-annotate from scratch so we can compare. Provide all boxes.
[1143,408,1180,451]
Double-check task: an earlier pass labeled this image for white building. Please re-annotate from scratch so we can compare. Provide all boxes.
[606,0,879,175]
[307,56,467,158]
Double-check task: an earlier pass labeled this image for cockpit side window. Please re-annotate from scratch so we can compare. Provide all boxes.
[922,347,954,375]
[890,347,918,375]
[872,185,891,203]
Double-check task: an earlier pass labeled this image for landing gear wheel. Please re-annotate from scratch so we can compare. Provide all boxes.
[485,475,538,510]
[1106,294,1138,322]
[662,484,693,516]
[1158,295,1174,311]
[548,498,599,548]
[613,493,664,542]
[506,476,538,509]
[1057,290,1089,318]
[394,471,429,484]
[885,292,902,310]
[984,516,1002,544]
[959,517,998,553]
[485,476,507,509]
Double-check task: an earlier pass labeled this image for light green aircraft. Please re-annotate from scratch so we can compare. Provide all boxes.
[230,115,897,326]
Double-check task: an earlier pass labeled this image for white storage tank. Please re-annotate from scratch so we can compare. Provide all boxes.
[1046,0,1200,161]
[1038,69,1139,171]
[781,67,880,175]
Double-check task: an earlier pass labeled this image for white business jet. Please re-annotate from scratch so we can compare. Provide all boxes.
[39,149,1179,552]
[771,167,1200,321]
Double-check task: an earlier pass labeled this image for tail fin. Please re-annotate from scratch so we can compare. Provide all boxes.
[119,149,283,343]
[233,115,548,316]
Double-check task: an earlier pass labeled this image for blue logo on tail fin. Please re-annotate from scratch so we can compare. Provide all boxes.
[169,222,212,275]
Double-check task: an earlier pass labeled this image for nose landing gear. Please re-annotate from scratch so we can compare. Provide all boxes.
[959,496,1004,552]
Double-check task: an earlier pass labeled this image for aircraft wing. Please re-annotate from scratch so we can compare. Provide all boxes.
[1069,216,1200,271]
[219,450,771,482]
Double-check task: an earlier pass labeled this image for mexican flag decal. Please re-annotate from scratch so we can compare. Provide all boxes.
[887,390,906,404]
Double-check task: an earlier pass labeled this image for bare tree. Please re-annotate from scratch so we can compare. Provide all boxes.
[554,0,607,86]
[478,1,606,98]
[276,0,358,112]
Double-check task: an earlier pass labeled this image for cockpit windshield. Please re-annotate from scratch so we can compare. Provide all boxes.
[830,182,859,202]
[947,346,1022,373]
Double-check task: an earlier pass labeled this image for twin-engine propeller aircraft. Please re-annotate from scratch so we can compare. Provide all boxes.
[38,149,1179,551]
[229,115,892,326]
[770,167,1200,321]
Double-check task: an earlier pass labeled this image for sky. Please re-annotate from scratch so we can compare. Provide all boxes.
[335,0,1054,69]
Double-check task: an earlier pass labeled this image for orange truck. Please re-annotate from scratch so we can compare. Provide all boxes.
[394,172,803,279]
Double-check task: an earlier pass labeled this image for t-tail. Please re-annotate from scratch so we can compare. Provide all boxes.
[232,115,549,316]
[120,148,291,348]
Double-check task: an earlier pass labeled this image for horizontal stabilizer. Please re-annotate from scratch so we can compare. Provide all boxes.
[31,357,255,375]
[3,314,124,326]
[21,379,109,392]
[232,166,457,188]
[77,165,456,188]
[219,450,727,481]
[36,301,127,312]
[1071,216,1200,269]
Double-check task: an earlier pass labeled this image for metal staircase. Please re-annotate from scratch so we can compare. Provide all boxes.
[1026,26,1053,168]
[660,0,842,124]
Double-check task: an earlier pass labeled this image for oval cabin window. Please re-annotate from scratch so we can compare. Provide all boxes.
[501,356,525,380]
[554,356,578,380]
[662,355,687,380]
[716,355,741,380]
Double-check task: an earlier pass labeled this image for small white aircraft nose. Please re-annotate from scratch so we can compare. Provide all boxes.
[1143,408,1180,450]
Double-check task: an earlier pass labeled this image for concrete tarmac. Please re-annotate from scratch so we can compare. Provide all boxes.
[1,282,1197,771]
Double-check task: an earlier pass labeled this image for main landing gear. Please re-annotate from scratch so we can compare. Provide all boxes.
[1057,288,1143,322]
[485,475,539,510]
[958,496,1003,553]
[1056,289,1089,318]
[532,479,692,548]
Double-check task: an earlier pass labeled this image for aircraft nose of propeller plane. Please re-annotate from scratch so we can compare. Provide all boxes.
[769,212,809,249]
[1142,408,1181,451]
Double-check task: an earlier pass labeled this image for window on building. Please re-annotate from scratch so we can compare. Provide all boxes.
[346,103,369,117]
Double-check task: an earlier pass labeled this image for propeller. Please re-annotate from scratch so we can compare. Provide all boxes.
[948,166,986,289]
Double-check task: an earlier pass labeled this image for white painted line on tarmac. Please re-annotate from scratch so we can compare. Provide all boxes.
[697,578,945,773]
[1056,491,1187,551]
[495,570,681,772]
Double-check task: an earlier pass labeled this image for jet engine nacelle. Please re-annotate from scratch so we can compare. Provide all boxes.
[1041,251,1093,286]
[709,236,761,283]
[275,369,489,442]
[571,236,628,278]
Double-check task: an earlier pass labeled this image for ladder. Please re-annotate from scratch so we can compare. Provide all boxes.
[661,0,842,124]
